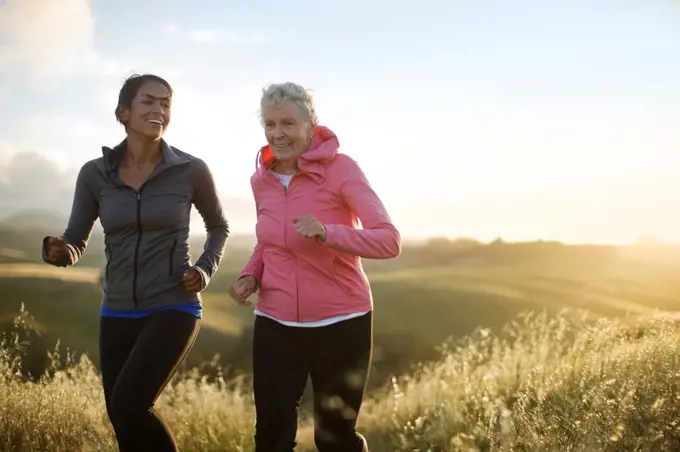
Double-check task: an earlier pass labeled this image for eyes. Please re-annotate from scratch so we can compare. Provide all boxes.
[141,99,171,109]
[264,120,296,129]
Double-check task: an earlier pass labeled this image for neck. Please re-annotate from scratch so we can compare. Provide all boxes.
[273,160,298,175]
[123,134,163,168]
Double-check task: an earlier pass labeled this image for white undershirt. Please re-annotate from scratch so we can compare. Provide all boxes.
[252,170,369,328]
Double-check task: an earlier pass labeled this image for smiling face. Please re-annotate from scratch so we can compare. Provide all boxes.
[116,80,172,140]
[262,99,313,166]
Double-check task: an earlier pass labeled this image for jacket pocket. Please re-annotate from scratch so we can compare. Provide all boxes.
[105,242,112,280]
[168,239,177,276]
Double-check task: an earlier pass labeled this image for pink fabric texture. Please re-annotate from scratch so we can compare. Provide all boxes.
[239,125,401,322]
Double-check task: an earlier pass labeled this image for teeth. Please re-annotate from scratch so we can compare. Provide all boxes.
[148,119,163,125]
[275,144,290,148]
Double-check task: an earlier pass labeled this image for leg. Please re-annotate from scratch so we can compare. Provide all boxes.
[253,315,310,452]
[107,310,200,452]
[99,316,145,452]
[309,312,373,452]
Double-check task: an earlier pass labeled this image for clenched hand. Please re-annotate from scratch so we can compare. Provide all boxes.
[293,214,327,242]
[44,236,67,263]
[229,276,257,306]
[183,268,203,293]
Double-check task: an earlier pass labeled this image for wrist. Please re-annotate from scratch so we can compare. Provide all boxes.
[317,224,327,243]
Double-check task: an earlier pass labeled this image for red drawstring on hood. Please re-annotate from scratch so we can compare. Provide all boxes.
[254,125,340,174]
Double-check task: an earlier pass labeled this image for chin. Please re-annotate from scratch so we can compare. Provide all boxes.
[272,151,294,162]
[144,128,165,140]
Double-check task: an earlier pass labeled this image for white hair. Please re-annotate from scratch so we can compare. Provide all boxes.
[260,82,318,126]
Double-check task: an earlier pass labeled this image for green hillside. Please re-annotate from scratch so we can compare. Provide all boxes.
[1,220,680,450]
[1,235,678,391]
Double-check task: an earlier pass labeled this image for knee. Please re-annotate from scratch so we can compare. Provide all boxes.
[254,411,298,449]
[108,391,149,431]
[314,409,364,452]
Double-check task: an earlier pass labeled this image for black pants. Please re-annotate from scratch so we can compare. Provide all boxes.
[99,310,201,452]
[253,312,373,452]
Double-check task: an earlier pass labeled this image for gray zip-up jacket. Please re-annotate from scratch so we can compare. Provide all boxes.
[42,139,229,311]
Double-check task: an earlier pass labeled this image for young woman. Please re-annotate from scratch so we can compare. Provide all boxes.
[42,73,229,452]
[229,82,401,451]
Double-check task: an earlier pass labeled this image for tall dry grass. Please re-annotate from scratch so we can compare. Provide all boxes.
[0,307,678,451]
[358,311,680,451]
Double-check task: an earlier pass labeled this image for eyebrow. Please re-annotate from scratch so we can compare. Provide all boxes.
[265,117,296,122]
[140,93,172,101]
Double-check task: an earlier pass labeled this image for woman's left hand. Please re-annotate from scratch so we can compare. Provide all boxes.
[293,214,327,243]
[183,268,203,292]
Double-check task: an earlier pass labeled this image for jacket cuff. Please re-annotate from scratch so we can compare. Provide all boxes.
[191,265,210,290]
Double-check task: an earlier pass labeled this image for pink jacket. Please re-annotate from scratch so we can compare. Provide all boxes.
[239,125,401,322]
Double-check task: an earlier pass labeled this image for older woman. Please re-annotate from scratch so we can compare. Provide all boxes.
[229,82,401,451]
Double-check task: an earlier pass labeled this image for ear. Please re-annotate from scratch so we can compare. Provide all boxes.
[116,106,130,125]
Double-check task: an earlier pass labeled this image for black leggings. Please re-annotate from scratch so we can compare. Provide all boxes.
[99,310,200,452]
[253,312,373,452]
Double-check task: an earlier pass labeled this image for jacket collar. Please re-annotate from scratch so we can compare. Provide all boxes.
[101,138,189,173]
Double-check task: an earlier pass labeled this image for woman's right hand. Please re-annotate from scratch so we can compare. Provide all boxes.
[228,276,257,306]
[43,236,67,264]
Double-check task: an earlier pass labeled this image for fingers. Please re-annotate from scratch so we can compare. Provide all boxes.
[229,279,254,306]
[293,215,324,239]
[45,236,67,261]
[47,236,66,247]
[183,270,202,293]
[184,281,202,292]
[183,270,201,284]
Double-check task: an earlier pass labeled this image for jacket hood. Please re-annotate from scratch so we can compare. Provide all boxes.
[255,125,339,181]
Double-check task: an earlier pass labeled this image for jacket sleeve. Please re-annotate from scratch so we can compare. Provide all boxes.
[191,159,229,289]
[239,181,264,284]
[42,161,99,267]
[322,158,401,259]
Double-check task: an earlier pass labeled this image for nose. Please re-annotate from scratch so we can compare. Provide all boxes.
[272,124,286,139]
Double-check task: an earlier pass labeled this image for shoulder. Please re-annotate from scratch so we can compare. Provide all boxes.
[170,147,207,168]
[76,158,104,183]
[326,153,365,183]
[81,157,103,171]
[249,167,270,190]
[169,147,212,181]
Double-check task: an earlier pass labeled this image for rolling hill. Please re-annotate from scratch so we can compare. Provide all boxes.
[1,237,678,392]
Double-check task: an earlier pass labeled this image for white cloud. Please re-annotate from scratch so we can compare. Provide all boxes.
[0,150,78,219]
[160,23,265,45]
[188,29,266,45]
[0,0,122,81]
[57,52,144,78]
[0,0,93,75]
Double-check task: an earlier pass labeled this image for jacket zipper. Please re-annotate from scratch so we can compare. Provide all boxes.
[281,174,301,322]
[132,190,143,308]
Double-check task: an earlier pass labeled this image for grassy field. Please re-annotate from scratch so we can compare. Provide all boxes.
[1,227,680,450]
[1,306,678,451]
[1,242,679,387]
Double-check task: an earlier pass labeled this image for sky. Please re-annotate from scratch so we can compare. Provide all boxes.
[0,0,679,244]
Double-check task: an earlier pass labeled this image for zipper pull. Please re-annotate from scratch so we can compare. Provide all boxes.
[137,193,141,200]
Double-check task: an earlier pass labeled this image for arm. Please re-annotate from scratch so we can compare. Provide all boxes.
[191,159,229,289]
[239,243,263,289]
[322,158,401,259]
[238,183,264,286]
[42,161,99,267]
